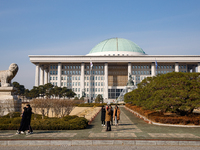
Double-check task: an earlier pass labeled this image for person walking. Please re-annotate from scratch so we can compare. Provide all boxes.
[105,105,112,131]
[16,107,28,134]
[26,104,33,134]
[101,105,106,126]
[113,105,120,126]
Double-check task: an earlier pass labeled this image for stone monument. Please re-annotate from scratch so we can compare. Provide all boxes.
[0,63,21,116]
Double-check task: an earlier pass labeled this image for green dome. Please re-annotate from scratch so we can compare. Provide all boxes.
[88,38,145,55]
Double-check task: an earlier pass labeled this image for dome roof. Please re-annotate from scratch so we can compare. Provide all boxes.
[87,38,146,56]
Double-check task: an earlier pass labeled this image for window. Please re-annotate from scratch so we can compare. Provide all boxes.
[132,65,134,69]
[101,82,103,86]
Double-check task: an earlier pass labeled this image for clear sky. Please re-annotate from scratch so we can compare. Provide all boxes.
[1,0,200,89]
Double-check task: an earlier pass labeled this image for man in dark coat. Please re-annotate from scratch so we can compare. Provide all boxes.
[26,104,33,134]
[101,106,106,126]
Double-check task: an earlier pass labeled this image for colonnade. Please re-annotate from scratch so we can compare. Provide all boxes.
[34,62,200,99]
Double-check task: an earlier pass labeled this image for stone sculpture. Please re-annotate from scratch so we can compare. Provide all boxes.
[0,63,19,87]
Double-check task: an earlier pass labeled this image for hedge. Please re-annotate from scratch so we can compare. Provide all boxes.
[77,103,107,107]
[126,104,200,125]
[0,113,88,130]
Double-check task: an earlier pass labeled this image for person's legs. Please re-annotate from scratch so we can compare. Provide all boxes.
[115,116,117,125]
[106,121,108,131]
[108,121,111,131]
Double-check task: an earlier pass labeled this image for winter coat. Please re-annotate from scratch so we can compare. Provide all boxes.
[18,108,29,131]
[105,108,111,121]
[101,107,106,121]
[113,108,120,120]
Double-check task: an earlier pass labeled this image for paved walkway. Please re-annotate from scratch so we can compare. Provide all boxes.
[1,106,200,141]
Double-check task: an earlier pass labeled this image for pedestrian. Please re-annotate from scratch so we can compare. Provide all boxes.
[105,105,112,131]
[113,105,120,126]
[26,104,33,134]
[101,105,106,126]
[110,106,113,125]
[16,107,28,134]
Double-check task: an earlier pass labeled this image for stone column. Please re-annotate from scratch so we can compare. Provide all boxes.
[175,62,179,72]
[35,63,40,86]
[44,68,49,84]
[81,62,85,97]
[128,62,131,80]
[104,62,108,100]
[151,62,155,76]
[40,65,44,85]
[57,62,61,87]
[197,63,200,73]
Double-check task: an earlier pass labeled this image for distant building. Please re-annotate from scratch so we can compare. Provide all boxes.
[29,38,200,101]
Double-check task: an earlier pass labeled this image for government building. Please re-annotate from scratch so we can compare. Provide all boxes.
[29,38,200,101]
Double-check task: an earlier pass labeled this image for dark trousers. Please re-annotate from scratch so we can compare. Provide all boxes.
[106,121,111,131]
[102,121,105,125]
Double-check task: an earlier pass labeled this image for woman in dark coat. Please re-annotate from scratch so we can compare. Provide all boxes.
[101,106,106,126]
[16,107,28,134]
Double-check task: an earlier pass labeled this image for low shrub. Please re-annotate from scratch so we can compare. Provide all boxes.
[126,104,200,125]
[77,103,107,107]
[0,114,88,130]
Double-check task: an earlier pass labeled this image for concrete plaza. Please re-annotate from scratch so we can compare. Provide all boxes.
[0,106,200,146]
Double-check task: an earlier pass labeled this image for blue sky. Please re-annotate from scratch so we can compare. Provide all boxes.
[1,0,200,89]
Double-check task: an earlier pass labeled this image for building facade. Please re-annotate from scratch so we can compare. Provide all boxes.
[29,38,200,101]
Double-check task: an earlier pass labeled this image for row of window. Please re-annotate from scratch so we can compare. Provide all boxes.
[84,88,104,92]
[50,76,104,81]
[85,70,104,75]
[62,70,81,75]
[132,76,147,81]
[61,76,80,80]
[85,76,104,80]
[62,65,81,70]
[85,82,104,86]
[50,64,187,71]
[132,65,150,69]
[85,65,104,70]
[132,71,151,75]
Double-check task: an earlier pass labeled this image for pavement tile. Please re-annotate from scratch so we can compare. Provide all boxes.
[135,140,156,145]
[92,140,114,145]
[72,140,92,146]
[50,140,72,146]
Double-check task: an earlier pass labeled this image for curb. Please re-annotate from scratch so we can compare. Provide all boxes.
[0,139,200,146]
